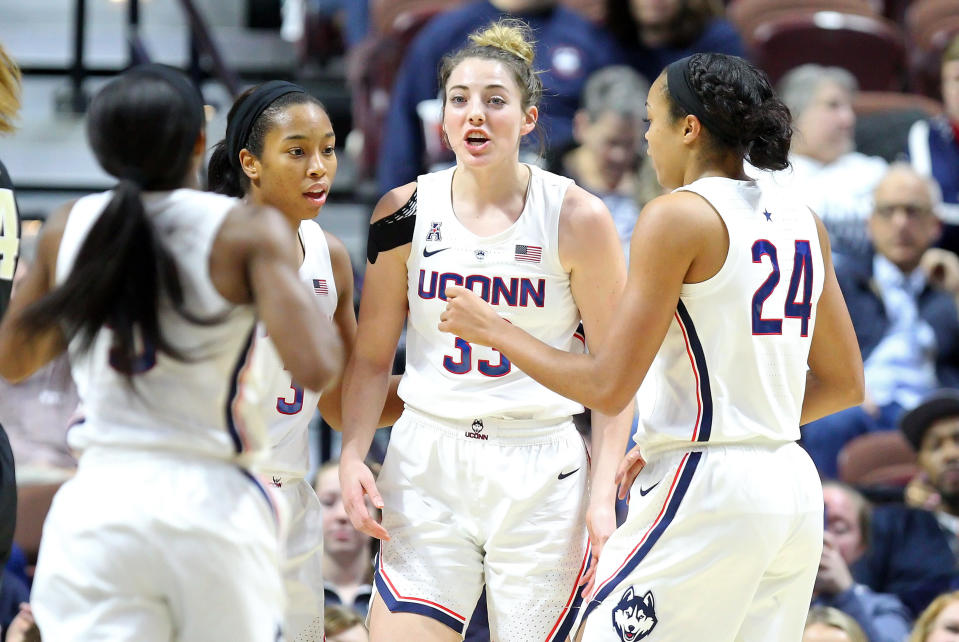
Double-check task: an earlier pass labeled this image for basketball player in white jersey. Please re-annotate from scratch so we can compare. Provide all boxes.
[0,64,344,641]
[441,53,865,641]
[208,82,404,642]
[339,19,634,642]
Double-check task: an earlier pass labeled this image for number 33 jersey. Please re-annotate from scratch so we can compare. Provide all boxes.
[635,176,825,456]
[402,165,584,422]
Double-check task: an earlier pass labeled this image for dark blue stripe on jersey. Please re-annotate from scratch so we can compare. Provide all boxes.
[676,301,712,442]
[548,552,591,642]
[582,451,701,623]
[374,564,464,632]
[225,327,256,453]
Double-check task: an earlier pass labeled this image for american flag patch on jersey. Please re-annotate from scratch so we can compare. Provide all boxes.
[515,244,542,263]
[313,279,329,295]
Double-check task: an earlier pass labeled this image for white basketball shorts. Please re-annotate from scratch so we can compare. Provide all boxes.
[576,441,823,642]
[269,474,325,642]
[32,449,287,642]
[374,408,590,641]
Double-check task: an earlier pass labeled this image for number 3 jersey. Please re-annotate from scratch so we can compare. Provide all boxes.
[257,219,338,478]
[58,189,266,464]
[635,176,825,457]
[401,164,584,421]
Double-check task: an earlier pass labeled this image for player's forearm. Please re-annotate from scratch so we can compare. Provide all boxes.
[800,370,865,425]
[589,404,635,504]
[340,355,394,460]
[493,321,631,414]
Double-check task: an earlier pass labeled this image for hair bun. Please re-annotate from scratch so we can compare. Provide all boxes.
[469,18,535,65]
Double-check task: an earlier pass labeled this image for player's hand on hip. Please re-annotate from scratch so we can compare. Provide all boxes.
[438,285,501,346]
[339,457,390,541]
[615,445,647,500]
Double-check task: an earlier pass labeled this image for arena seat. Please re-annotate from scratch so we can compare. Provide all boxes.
[837,431,919,488]
[751,11,907,90]
[728,0,878,46]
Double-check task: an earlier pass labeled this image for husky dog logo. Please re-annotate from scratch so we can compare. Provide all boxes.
[612,587,657,641]
[426,221,442,242]
[475,249,487,261]
[465,418,488,440]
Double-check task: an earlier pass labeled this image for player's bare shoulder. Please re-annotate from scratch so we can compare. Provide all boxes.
[210,202,293,304]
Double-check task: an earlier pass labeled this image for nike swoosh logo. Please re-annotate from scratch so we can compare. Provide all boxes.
[638,481,660,496]
[558,468,580,480]
[423,247,450,257]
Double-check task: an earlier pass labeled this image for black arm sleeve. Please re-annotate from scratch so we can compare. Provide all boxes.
[367,189,416,264]
[0,158,20,320]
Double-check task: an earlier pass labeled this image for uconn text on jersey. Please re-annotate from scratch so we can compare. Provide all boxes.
[417,270,547,307]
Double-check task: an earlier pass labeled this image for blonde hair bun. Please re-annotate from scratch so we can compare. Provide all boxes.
[469,18,535,65]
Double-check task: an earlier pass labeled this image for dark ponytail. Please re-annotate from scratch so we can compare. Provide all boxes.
[208,84,324,197]
[18,65,204,377]
[207,137,245,197]
[665,53,792,171]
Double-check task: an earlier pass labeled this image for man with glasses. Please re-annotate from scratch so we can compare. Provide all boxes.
[801,163,959,478]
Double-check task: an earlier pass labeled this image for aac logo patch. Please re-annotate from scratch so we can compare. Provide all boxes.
[426,221,442,242]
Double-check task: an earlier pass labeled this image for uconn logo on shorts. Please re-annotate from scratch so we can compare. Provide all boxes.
[465,419,488,440]
[612,587,657,641]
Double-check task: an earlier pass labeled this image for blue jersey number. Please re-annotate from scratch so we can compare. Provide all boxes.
[277,380,304,415]
[751,239,814,336]
[443,337,511,377]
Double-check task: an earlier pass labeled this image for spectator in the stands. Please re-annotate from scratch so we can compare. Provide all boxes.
[903,390,959,556]
[909,34,959,255]
[324,605,368,642]
[754,65,887,259]
[314,459,374,617]
[909,590,959,642]
[546,65,649,257]
[376,0,623,193]
[605,0,746,83]
[812,482,912,642]
[803,606,868,642]
[801,164,959,478]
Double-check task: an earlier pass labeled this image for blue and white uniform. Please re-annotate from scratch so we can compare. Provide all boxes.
[32,189,285,642]
[257,219,338,642]
[376,165,589,640]
[578,177,826,641]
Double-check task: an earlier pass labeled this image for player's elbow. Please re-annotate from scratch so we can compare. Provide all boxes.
[590,382,634,416]
[296,345,346,395]
[825,362,866,414]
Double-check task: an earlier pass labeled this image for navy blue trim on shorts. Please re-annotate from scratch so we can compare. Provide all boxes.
[582,451,702,622]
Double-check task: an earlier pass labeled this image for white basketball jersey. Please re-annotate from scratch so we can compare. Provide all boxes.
[635,177,825,456]
[59,189,272,465]
[258,220,338,477]
[401,165,584,421]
